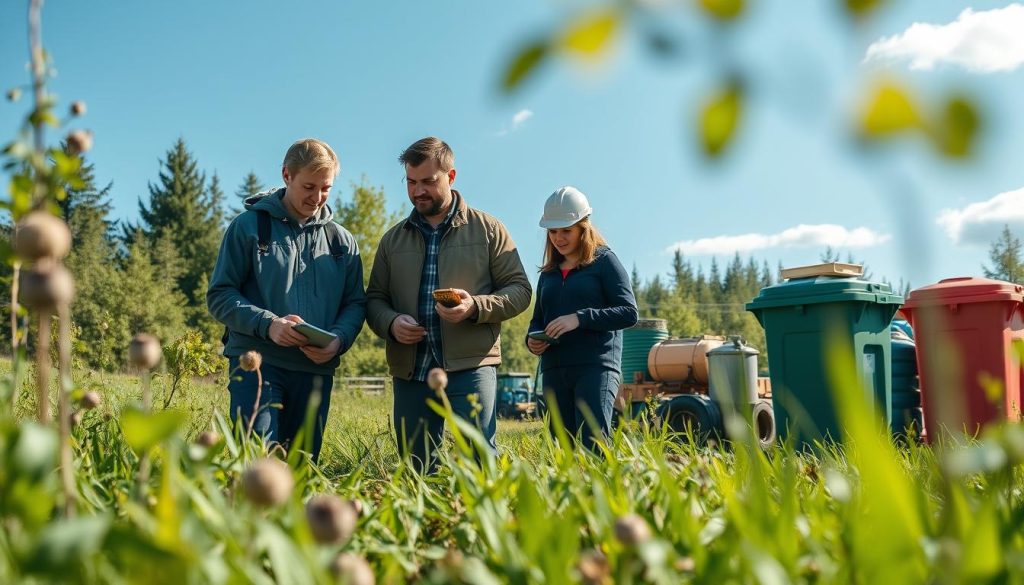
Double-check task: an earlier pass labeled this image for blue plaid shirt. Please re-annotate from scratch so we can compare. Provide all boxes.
[408,195,460,381]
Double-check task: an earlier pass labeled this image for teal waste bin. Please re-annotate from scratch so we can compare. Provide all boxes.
[746,277,903,447]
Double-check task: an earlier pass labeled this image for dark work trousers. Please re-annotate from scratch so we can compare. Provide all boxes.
[543,365,620,450]
[226,356,334,462]
[392,365,497,473]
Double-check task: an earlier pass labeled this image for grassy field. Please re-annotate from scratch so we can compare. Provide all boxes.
[2,354,1024,583]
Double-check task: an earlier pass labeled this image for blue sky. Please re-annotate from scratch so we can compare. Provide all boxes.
[2,0,1023,291]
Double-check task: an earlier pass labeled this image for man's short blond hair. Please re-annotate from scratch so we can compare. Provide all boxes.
[283,138,339,176]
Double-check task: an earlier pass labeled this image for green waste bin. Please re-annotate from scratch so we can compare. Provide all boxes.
[746,276,903,447]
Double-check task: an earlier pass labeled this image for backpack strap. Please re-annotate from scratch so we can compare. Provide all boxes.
[256,210,272,255]
[323,221,349,259]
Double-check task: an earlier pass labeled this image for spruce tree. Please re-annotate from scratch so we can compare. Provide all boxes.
[232,171,266,216]
[61,155,124,369]
[116,234,188,346]
[645,275,668,318]
[136,139,224,325]
[983,225,1023,283]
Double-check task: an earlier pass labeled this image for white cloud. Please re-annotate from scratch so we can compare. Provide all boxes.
[496,109,534,137]
[864,4,1024,72]
[666,224,891,256]
[936,188,1024,245]
[512,109,533,127]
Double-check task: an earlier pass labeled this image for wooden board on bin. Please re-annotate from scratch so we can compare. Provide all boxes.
[780,262,863,280]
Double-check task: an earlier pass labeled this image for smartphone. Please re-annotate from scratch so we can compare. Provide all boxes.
[292,322,339,348]
[432,288,462,308]
[527,330,560,345]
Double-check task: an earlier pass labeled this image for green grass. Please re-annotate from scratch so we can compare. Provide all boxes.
[1,354,1024,583]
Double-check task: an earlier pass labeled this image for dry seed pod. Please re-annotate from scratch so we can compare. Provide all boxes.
[15,211,72,262]
[239,350,262,372]
[70,101,86,116]
[350,499,364,517]
[69,411,83,427]
[241,458,294,507]
[305,494,357,545]
[128,333,162,370]
[196,430,220,447]
[613,514,652,546]
[66,129,93,155]
[577,549,610,584]
[79,390,101,410]
[329,553,374,585]
[19,264,75,310]
[439,548,464,570]
[427,368,448,392]
[675,556,696,572]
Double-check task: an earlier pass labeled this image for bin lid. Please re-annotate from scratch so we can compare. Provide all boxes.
[745,276,904,312]
[707,337,760,356]
[903,277,1024,309]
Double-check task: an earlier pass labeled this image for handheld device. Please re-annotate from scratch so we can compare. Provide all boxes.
[292,322,339,348]
[527,330,560,345]
[432,288,463,308]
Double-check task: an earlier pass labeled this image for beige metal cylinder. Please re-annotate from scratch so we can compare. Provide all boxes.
[647,336,726,384]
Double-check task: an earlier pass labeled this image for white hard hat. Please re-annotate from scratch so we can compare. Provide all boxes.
[539,186,592,229]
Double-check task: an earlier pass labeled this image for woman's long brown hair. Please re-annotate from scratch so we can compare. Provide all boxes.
[540,217,608,272]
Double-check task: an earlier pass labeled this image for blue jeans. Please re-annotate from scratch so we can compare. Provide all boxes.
[226,356,333,462]
[393,366,497,473]
[542,366,619,450]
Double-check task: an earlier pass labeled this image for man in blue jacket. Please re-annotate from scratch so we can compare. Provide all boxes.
[207,139,366,461]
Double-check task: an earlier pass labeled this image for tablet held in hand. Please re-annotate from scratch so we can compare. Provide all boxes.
[293,322,339,348]
[527,330,560,345]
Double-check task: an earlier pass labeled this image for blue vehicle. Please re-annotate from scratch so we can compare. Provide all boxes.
[496,372,537,419]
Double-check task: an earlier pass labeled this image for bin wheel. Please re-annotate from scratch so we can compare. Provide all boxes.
[752,400,776,449]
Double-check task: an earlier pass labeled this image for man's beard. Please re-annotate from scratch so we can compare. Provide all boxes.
[416,197,443,217]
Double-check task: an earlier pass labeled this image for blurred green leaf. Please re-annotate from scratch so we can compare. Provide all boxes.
[560,9,620,57]
[3,140,31,159]
[9,422,58,481]
[257,522,316,585]
[860,83,921,136]
[943,440,1007,476]
[28,107,59,128]
[979,371,1003,405]
[699,0,745,21]
[120,408,186,454]
[959,493,1003,580]
[845,0,886,17]
[699,83,743,157]
[51,148,82,182]
[10,173,33,203]
[826,329,927,583]
[0,239,13,264]
[460,557,503,585]
[26,515,111,574]
[502,41,549,92]
[931,97,980,158]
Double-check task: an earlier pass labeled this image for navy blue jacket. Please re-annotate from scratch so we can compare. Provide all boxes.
[528,247,639,373]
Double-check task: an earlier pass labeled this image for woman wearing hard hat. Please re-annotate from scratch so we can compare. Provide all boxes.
[526,186,639,449]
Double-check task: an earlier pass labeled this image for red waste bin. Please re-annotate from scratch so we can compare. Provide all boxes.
[901,277,1024,439]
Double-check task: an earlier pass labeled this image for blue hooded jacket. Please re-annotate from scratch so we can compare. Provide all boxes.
[207,188,366,374]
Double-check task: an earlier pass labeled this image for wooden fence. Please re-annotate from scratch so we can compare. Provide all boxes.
[337,376,388,394]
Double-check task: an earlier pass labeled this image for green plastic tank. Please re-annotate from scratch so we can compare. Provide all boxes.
[621,319,668,383]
